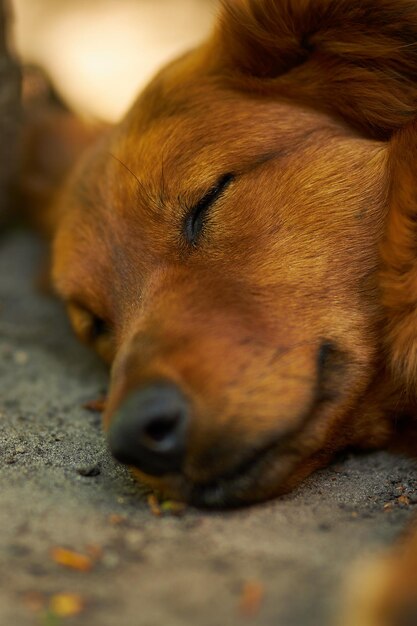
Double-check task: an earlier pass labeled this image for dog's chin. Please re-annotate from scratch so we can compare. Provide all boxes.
[189,445,300,508]
[131,442,302,509]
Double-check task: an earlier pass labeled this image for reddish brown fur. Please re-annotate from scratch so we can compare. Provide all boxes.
[21,1,417,621]
[218,0,417,137]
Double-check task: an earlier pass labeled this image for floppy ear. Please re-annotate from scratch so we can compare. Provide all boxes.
[218,0,417,138]
[380,119,417,391]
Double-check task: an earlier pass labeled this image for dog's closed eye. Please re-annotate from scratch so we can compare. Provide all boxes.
[67,302,112,345]
[184,173,235,246]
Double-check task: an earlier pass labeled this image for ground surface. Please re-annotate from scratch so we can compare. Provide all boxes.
[1,231,417,626]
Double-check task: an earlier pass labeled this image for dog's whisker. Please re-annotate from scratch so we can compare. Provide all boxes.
[160,152,167,205]
[108,152,160,211]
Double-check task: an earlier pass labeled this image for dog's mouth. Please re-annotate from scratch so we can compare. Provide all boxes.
[130,432,302,509]
[188,438,298,508]
[171,403,328,508]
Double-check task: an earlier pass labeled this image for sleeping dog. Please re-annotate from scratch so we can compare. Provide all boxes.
[22,2,417,621]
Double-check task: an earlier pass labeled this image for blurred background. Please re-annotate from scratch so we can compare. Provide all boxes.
[10,0,219,122]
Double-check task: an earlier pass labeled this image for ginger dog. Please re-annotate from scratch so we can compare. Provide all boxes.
[23,0,417,509]
[22,1,417,621]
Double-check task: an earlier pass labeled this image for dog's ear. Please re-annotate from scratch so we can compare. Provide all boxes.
[380,119,417,391]
[218,0,417,138]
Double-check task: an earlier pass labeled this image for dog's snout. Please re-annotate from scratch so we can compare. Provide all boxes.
[107,382,189,476]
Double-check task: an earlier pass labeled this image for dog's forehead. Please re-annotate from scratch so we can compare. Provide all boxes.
[108,82,355,204]
[56,57,388,302]
[122,77,336,154]
[66,76,387,241]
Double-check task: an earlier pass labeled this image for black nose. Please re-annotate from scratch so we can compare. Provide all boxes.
[107,382,189,476]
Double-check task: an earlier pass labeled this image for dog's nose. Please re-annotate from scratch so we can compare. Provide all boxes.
[107,382,189,476]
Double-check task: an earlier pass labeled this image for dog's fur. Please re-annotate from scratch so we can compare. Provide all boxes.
[22,1,417,622]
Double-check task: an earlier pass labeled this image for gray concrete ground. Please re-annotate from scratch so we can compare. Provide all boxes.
[1,231,417,626]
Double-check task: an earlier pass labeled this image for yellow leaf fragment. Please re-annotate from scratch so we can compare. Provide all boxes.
[51,547,93,572]
[160,500,187,516]
[49,593,84,617]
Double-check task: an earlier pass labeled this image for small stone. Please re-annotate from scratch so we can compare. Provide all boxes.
[14,351,29,365]
[102,552,120,569]
[397,495,410,506]
[108,514,127,526]
[23,591,46,613]
[77,464,101,477]
[28,564,49,577]
[125,531,143,547]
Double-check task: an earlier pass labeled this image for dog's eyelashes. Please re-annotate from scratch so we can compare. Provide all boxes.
[184,173,235,245]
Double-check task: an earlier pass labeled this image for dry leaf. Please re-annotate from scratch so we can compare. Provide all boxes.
[108,514,127,526]
[147,494,162,516]
[82,397,107,413]
[238,580,264,617]
[398,495,410,506]
[51,547,93,572]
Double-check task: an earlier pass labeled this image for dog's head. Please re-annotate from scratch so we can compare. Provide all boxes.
[47,0,417,506]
